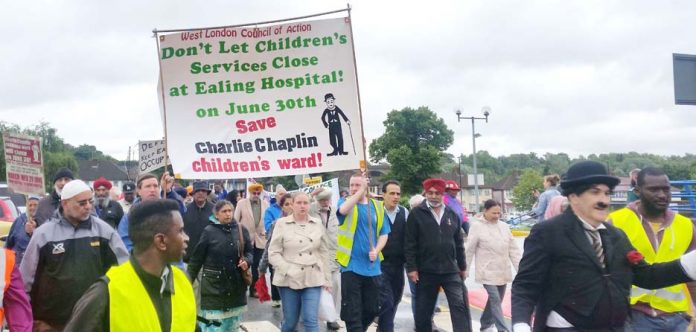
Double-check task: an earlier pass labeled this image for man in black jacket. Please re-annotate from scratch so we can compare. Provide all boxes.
[405,178,471,332]
[183,181,213,263]
[35,167,74,226]
[378,180,408,332]
[512,161,696,332]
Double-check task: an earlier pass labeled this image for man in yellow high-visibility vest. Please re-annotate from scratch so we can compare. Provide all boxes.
[336,172,390,332]
[610,167,696,331]
[64,199,196,332]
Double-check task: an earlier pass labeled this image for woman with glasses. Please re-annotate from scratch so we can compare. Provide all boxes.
[187,200,253,331]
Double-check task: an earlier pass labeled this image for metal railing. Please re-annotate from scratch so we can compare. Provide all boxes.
[670,180,696,213]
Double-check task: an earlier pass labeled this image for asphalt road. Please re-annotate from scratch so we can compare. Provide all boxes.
[240,237,525,332]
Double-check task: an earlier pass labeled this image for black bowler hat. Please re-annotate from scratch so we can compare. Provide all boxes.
[560,160,620,191]
[192,181,211,194]
[324,93,335,101]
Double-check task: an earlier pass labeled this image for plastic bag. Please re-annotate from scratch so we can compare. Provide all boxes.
[318,289,337,322]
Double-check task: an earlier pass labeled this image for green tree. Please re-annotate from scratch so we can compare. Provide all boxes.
[512,169,544,211]
[0,122,22,182]
[369,107,454,194]
[543,153,571,175]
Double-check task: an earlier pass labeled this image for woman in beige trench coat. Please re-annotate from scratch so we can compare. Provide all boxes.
[268,192,332,332]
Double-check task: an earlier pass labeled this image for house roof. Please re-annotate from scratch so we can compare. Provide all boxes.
[492,171,521,190]
[77,160,130,182]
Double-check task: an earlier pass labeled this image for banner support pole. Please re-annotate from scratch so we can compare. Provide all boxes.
[347,4,376,258]
[153,31,171,174]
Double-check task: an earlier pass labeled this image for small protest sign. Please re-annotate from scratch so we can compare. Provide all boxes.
[3,132,45,195]
[139,140,169,174]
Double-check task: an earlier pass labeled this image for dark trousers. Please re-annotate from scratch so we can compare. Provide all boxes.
[378,264,405,332]
[250,247,264,295]
[415,272,472,332]
[270,266,281,301]
[328,124,344,153]
[341,271,381,332]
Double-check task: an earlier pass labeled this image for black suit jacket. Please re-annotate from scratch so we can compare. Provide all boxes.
[512,208,691,331]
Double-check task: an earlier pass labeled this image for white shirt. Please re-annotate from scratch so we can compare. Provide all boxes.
[426,201,445,225]
[385,205,408,225]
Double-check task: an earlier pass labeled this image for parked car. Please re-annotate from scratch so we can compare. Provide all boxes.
[0,197,21,246]
[0,183,27,213]
[505,212,537,228]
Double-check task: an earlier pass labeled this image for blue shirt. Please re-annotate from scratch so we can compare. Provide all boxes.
[264,201,282,234]
[117,191,186,252]
[531,186,561,222]
[336,197,390,277]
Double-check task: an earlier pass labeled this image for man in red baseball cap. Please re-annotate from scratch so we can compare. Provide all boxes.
[93,177,124,229]
[444,180,469,234]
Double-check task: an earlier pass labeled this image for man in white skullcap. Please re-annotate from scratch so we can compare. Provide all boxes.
[20,180,129,331]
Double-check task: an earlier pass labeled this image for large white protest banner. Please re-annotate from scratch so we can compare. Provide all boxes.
[139,140,169,174]
[2,132,45,195]
[156,15,363,179]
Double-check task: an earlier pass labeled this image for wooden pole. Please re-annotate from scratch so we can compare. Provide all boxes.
[153,32,171,198]
[347,5,375,258]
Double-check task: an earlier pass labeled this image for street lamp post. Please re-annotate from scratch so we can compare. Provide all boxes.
[456,106,491,213]
[458,155,463,202]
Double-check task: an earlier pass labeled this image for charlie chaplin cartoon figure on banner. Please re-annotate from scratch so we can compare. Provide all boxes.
[321,93,355,156]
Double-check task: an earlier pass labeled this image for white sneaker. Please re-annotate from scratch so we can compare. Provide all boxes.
[271,300,281,307]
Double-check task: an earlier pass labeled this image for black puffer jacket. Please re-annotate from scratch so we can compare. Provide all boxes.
[187,221,253,310]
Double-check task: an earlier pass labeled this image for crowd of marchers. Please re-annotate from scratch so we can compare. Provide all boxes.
[3,161,696,332]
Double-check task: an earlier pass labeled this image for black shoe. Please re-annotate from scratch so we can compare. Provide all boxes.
[339,151,348,155]
[327,151,336,156]
[326,321,340,330]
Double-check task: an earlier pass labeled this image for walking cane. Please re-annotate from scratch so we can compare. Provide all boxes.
[347,122,357,155]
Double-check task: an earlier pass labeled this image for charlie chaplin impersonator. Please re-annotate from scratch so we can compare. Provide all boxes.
[512,160,696,332]
[321,93,351,156]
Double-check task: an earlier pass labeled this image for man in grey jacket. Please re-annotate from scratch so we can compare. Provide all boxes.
[20,180,129,331]
[310,187,341,330]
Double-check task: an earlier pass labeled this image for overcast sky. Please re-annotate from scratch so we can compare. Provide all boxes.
[2,0,695,161]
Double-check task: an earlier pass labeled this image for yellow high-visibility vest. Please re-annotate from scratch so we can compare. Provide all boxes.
[611,207,692,313]
[336,198,385,266]
[107,260,196,332]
